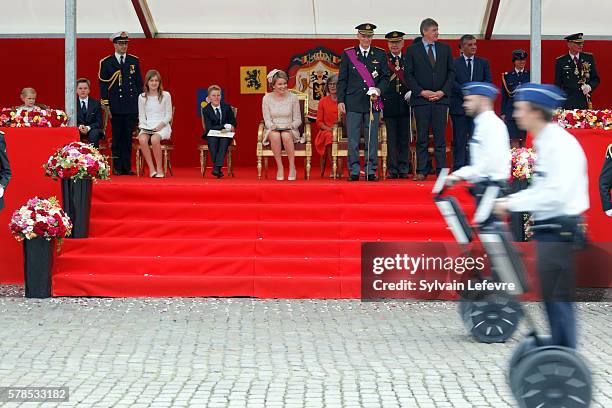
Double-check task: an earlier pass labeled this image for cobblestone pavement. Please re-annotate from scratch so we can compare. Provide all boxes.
[0,285,610,408]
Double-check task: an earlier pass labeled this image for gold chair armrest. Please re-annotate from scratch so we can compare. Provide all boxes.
[304,123,311,143]
[257,121,264,142]
[379,121,387,143]
[332,122,342,143]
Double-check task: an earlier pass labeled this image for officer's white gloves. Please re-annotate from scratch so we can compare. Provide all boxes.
[581,84,592,95]
[0,186,4,198]
[367,87,380,96]
[404,91,412,101]
[224,124,232,131]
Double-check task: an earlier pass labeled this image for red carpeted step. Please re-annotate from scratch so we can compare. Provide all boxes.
[53,274,254,297]
[54,171,477,298]
[90,202,466,223]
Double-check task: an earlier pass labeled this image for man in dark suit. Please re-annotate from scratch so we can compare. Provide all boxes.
[98,31,143,175]
[76,78,105,148]
[382,31,412,179]
[0,131,11,211]
[202,85,237,178]
[450,34,492,170]
[404,18,455,180]
[337,23,390,181]
[600,144,612,216]
[554,33,600,109]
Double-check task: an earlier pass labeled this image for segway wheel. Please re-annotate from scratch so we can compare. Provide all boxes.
[511,348,592,408]
[460,294,522,343]
[508,335,552,394]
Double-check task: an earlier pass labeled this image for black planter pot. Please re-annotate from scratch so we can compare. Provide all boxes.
[61,178,93,238]
[23,237,55,298]
[509,179,530,242]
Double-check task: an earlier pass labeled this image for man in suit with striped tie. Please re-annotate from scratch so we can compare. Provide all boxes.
[450,34,492,171]
[0,131,11,211]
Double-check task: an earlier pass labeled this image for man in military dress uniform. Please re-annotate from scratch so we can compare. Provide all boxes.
[554,33,600,110]
[337,23,390,181]
[382,31,411,179]
[501,49,530,147]
[98,31,143,175]
[600,144,612,216]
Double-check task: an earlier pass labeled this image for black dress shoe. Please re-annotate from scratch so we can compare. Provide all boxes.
[366,175,379,182]
[399,173,409,179]
[124,170,136,176]
[112,169,122,176]
[387,174,399,179]
[348,174,360,181]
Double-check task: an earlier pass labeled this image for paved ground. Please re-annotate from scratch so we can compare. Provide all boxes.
[0,285,610,408]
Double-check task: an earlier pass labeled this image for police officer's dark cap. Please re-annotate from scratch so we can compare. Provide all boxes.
[512,49,528,61]
[385,31,405,42]
[355,23,376,35]
[564,33,584,43]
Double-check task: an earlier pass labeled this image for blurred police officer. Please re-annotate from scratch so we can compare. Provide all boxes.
[495,84,589,349]
[554,33,600,110]
[382,31,411,179]
[98,31,143,175]
[0,131,11,211]
[446,82,509,223]
[600,143,612,216]
[337,23,390,181]
[501,49,530,148]
[450,35,492,171]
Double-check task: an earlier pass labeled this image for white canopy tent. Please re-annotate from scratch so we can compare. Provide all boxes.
[1,0,611,38]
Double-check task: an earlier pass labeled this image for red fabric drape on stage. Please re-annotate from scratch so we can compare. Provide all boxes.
[0,128,78,283]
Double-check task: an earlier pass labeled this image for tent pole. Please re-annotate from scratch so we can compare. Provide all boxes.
[65,0,77,126]
[530,0,542,84]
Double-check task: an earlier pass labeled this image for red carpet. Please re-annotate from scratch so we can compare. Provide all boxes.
[52,167,475,298]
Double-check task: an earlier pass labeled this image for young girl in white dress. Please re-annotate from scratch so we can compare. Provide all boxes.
[137,69,172,178]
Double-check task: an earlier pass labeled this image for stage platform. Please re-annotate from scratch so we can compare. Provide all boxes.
[52,167,474,298]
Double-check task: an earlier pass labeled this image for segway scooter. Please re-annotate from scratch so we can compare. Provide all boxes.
[433,169,523,343]
[475,186,593,408]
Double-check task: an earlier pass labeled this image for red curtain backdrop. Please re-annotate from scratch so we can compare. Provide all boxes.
[1,38,611,169]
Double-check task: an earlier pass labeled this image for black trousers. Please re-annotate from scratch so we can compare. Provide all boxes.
[82,129,105,148]
[450,113,474,171]
[111,113,137,173]
[533,216,581,349]
[413,104,448,174]
[385,114,411,176]
[207,136,231,169]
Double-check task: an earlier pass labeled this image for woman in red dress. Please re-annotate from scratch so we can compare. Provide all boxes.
[315,74,339,177]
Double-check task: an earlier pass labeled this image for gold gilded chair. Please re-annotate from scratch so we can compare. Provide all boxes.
[331,112,388,180]
[198,107,237,177]
[134,106,175,176]
[256,90,312,180]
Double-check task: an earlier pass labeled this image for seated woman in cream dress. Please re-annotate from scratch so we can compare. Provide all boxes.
[261,69,302,181]
[137,69,172,178]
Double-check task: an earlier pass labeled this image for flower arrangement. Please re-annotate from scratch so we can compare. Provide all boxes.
[510,147,536,182]
[44,142,110,180]
[0,107,69,128]
[554,109,612,130]
[9,197,72,245]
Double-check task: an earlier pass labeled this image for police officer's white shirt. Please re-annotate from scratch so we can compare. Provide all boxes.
[359,46,370,58]
[452,110,510,183]
[507,123,589,220]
